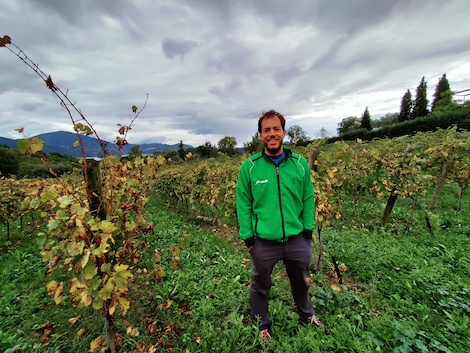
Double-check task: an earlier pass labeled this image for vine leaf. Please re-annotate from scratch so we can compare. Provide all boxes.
[0,35,11,47]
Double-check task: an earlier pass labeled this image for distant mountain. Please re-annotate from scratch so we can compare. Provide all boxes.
[0,131,193,158]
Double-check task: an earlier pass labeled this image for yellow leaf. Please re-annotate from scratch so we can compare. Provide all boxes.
[46,280,58,296]
[41,189,58,202]
[98,279,114,300]
[54,282,64,304]
[79,290,92,307]
[82,260,97,280]
[125,221,136,232]
[81,251,90,268]
[326,168,335,179]
[126,325,139,337]
[89,335,105,352]
[113,264,132,288]
[108,297,117,316]
[73,140,80,148]
[118,296,130,314]
[30,136,44,154]
[58,195,74,208]
[99,220,117,234]
[75,219,86,236]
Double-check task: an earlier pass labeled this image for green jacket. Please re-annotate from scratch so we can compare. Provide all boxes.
[236,147,315,243]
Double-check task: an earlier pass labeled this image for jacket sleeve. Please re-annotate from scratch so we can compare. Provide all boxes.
[301,157,315,231]
[236,160,254,241]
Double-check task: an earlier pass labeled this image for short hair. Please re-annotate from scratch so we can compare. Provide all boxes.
[258,110,286,133]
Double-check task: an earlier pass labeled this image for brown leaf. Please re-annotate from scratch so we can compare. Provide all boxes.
[75,328,90,338]
[330,283,342,292]
[0,35,12,47]
[45,75,55,91]
[68,316,81,325]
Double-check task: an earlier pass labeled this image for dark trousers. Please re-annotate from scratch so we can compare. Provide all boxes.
[249,234,314,330]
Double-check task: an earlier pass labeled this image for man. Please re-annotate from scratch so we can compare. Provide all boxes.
[236,110,322,340]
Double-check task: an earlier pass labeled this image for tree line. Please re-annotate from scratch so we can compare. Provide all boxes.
[337,73,467,136]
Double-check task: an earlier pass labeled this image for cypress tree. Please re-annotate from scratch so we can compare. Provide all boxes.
[398,89,413,122]
[178,140,186,160]
[411,77,429,119]
[360,107,372,130]
[431,73,451,111]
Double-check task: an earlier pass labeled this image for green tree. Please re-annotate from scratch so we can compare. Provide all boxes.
[412,77,429,118]
[287,124,308,145]
[196,141,218,159]
[374,113,399,129]
[398,89,413,122]
[337,116,360,135]
[0,146,19,176]
[432,74,456,112]
[127,145,142,160]
[243,133,263,153]
[178,140,186,160]
[217,136,238,156]
[360,107,372,130]
[432,90,459,112]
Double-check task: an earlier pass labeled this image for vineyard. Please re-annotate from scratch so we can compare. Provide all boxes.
[1,127,469,352]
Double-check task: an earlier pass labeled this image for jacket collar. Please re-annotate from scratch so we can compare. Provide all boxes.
[262,146,292,158]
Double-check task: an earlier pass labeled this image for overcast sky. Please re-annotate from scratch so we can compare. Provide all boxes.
[1,0,470,148]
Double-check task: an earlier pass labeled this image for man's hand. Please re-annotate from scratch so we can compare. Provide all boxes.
[244,237,255,250]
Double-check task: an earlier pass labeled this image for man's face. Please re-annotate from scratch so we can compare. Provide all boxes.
[259,115,286,156]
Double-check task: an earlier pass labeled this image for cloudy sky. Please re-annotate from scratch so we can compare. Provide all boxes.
[1,0,470,148]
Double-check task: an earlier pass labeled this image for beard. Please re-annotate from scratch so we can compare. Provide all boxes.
[264,140,283,156]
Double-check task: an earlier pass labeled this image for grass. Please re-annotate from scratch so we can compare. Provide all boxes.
[1,184,469,352]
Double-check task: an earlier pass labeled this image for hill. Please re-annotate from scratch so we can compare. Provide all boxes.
[0,131,193,158]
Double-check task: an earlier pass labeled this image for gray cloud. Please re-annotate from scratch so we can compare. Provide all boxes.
[162,38,200,59]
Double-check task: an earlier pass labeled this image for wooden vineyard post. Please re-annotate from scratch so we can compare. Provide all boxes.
[85,159,107,220]
[308,147,323,272]
[84,159,116,353]
[381,145,413,224]
[428,145,456,210]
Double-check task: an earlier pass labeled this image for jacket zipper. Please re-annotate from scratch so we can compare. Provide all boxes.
[276,166,286,241]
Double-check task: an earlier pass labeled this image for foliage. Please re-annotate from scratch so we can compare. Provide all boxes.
[373,113,399,129]
[360,107,372,130]
[2,35,163,353]
[1,185,469,352]
[433,90,459,112]
[337,116,360,135]
[243,133,263,154]
[0,146,19,177]
[177,140,186,160]
[328,105,470,143]
[217,136,239,156]
[287,124,308,145]
[399,89,413,122]
[432,73,451,111]
[412,76,429,119]
[126,145,143,160]
[196,141,218,159]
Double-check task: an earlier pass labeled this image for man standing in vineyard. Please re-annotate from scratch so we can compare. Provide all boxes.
[236,110,322,341]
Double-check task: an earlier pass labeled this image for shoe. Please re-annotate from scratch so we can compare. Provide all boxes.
[259,328,272,342]
[303,314,322,328]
